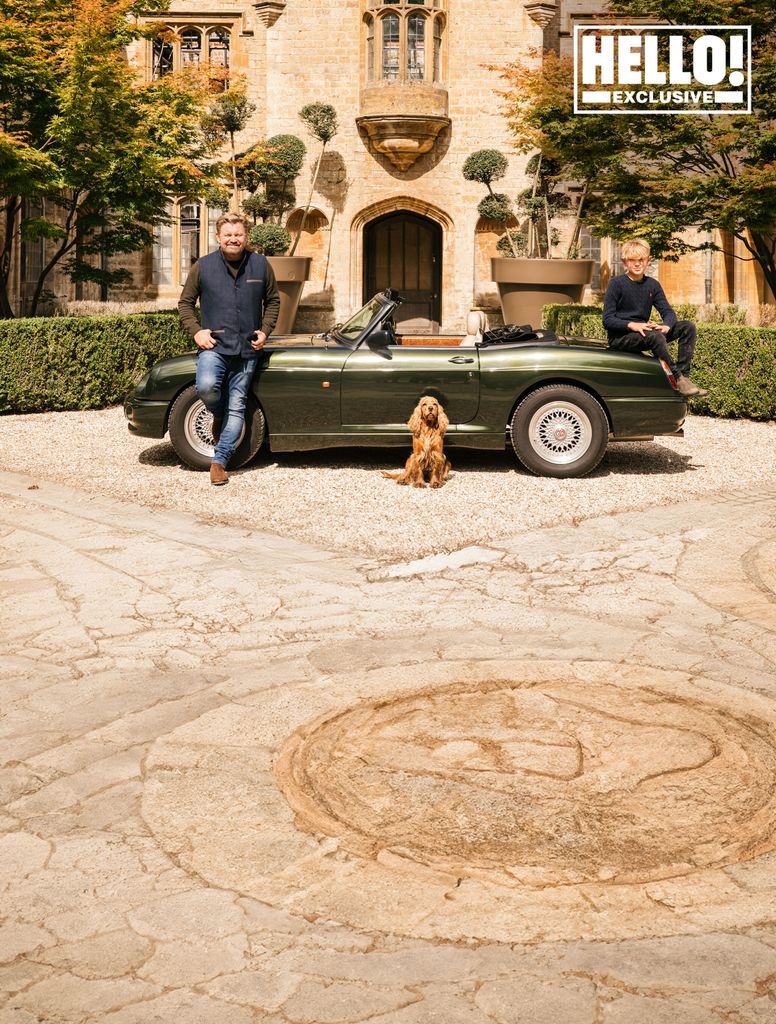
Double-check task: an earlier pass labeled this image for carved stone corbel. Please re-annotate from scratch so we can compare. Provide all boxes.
[525,1,557,30]
[253,1,286,28]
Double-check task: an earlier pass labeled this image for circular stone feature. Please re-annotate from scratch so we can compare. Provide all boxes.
[277,678,776,886]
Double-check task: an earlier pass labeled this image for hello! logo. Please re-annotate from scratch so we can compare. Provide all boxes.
[573,25,752,114]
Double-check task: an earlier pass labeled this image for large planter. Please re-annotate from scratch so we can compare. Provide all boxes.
[491,257,594,328]
[267,256,312,333]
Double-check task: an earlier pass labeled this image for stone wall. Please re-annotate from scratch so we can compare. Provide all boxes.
[5,1,772,320]
[254,0,543,330]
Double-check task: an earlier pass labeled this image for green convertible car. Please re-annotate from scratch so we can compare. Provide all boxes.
[124,288,686,478]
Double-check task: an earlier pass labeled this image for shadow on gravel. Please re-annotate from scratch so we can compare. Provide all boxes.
[138,442,179,466]
[137,440,696,478]
[246,443,697,478]
[593,445,696,477]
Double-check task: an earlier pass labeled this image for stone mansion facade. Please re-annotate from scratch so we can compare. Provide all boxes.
[12,0,774,327]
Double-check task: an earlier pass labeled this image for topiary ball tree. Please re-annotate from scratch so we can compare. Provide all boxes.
[477,192,512,222]
[463,149,518,257]
[462,149,508,189]
[248,223,291,256]
[289,101,339,256]
[261,134,306,182]
[299,103,338,145]
[239,134,306,230]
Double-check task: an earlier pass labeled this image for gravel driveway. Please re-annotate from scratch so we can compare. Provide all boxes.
[1,406,774,560]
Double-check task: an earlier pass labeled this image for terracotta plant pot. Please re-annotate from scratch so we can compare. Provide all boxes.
[267,256,312,333]
[491,257,594,328]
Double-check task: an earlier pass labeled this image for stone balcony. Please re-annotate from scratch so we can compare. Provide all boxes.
[356,81,450,172]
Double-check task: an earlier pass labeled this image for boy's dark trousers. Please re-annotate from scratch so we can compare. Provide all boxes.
[609,320,696,378]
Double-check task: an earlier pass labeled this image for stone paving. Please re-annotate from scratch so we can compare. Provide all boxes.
[1,467,775,1023]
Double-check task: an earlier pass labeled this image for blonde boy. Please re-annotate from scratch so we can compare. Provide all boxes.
[602,240,707,398]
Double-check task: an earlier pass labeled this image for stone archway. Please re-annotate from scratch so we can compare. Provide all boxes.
[364,211,442,331]
[351,198,454,329]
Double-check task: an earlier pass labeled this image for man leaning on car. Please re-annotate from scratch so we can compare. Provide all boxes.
[178,212,280,486]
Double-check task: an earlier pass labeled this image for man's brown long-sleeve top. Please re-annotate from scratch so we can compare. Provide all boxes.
[177,253,281,343]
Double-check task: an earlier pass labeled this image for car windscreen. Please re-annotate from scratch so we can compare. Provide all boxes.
[333,296,385,347]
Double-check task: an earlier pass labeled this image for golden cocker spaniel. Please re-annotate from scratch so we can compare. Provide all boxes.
[382,395,451,488]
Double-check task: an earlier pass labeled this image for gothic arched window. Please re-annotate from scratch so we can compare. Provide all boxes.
[382,13,400,80]
[150,24,231,81]
[365,16,375,80]
[407,12,425,79]
[433,15,443,81]
[180,29,201,66]
[366,1,445,85]
[152,38,173,78]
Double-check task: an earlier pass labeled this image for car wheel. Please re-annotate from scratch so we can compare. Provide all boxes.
[510,385,608,478]
[168,385,266,471]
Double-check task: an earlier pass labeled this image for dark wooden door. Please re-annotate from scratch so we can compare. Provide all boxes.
[364,212,442,332]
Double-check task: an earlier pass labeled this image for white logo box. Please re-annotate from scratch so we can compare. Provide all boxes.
[573,25,752,115]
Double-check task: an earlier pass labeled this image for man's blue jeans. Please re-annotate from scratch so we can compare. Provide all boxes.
[195,350,258,468]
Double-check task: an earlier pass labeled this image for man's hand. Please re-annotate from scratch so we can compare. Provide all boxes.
[251,330,268,350]
[627,321,649,336]
[194,329,216,350]
[645,320,670,334]
[628,321,669,336]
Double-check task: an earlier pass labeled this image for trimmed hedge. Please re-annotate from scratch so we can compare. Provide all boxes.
[2,306,773,422]
[0,313,192,414]
[543,304,607,338]
[543,304,776,421]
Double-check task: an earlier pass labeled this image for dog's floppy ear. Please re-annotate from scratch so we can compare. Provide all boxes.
[437,405,449,435]
[407,404,422,434]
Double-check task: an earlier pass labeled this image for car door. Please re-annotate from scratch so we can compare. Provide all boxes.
[340,344,480,427]
[255,343,351,437]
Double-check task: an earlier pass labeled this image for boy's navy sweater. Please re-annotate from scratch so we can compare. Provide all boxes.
[602,273,677,340]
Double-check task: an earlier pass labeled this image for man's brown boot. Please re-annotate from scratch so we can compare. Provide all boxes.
[676,375,708,398]
[211,418,222,444]
[210,462,229,486]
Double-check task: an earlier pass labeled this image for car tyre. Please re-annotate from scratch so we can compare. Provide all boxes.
[510,385,608,478]
[168,385,266,471]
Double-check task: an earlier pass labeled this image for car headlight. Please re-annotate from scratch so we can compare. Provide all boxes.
[133,369,152,396]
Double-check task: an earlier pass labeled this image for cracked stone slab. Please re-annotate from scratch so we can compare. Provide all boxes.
[1,471,775,1023]
[365,545,505,580]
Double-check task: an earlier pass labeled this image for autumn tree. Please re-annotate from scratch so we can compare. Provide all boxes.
[497,0,776,294]
[0,0,220,316]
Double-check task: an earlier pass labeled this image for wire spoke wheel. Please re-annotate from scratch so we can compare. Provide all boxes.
[168,385,265,471]
[182,400,244,461]
[528,401,592,465]
[511,385,608,478]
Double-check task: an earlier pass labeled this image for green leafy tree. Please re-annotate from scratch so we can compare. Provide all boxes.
[496,0,776,293]
[202,86,256,211]
[289,102,338,256]
[239,134,306,255]
[0,0,219,316]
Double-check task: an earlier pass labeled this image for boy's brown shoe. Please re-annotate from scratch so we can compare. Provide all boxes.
[676,376,708,398]
[210,462,229,486]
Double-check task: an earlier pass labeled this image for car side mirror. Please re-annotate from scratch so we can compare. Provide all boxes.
[367,329,394,355]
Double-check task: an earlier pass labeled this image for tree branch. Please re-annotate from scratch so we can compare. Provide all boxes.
[28,193,81,315]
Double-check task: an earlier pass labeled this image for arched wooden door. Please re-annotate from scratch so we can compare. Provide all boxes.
[364,212,442,332]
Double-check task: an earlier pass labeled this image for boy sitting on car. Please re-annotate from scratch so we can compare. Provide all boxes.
[603,239,708,398]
